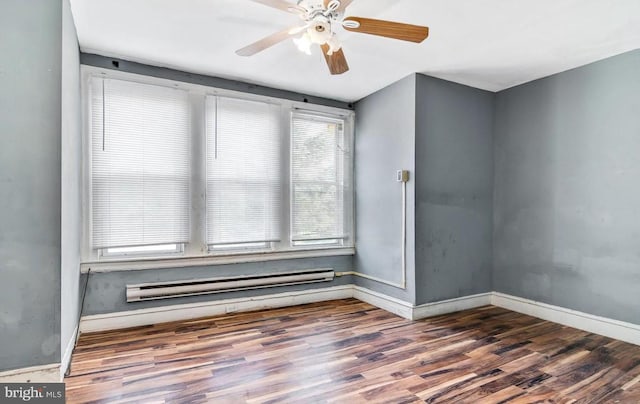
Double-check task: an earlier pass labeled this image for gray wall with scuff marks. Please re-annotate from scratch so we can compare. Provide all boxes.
[82,257,353,315]
[0,0,63,371]
[414,74,494,305]
[60,0,82,361]
[494,49,640,324]
[354,75,416,304]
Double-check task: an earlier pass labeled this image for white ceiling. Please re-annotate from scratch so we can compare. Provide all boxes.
[70,0,640,102]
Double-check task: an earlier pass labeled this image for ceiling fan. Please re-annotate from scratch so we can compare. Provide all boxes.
[236,0,429,75]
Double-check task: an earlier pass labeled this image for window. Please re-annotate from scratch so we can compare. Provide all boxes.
[291,113,350,247]
[206,96,282,250]
[84,70,353,262]
[90,78,191,256]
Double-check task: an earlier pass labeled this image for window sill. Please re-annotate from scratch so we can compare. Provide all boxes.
[80,247,356,273]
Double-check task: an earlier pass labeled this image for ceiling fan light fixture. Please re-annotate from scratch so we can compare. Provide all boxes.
[325,35,342,55]
[293,32,313,55]
[308,23,330,44]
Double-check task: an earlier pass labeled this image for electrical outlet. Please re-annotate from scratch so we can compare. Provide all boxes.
[397,170,409,182]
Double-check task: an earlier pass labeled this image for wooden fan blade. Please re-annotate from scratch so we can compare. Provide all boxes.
[251,0,305,14]
[320,44,349,75]
[236,27,296,56]
[342,17,429,43]
[324,0,355,12]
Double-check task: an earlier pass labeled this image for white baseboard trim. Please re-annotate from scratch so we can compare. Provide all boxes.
[0,364,61,383]
[351,288,492,322]
[352,286,414,320]
[6,288,636,385]
[60,326,78,377]
[76,285,640,349]
[491,292,640,346]
[412,292,492,320]
[80,285,353,333]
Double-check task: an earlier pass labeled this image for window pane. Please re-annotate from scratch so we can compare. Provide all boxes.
[206,96,281,246]
[291,113,350,243]
[91,78,191,249]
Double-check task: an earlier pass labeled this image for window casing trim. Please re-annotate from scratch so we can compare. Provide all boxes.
[81,66,355,263]
[80,247,356,273]
[99,243,185,259]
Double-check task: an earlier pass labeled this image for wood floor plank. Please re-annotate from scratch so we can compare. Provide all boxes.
[65,299,640,403]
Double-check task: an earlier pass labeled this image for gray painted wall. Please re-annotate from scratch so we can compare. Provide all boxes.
[0,0,63,371]
[82,257,353,315]
[494,50,640,324]
[354,75,416,304]
[60,0,82,360]
[414,74,494,305]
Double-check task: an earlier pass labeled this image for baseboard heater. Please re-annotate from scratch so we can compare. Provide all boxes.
[126,268,335,302]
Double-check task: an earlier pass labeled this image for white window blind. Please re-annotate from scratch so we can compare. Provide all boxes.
[206,96,282,247]
[291,112,349,243]
[91,78,191,249]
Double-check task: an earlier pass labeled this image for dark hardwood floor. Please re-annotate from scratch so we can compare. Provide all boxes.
[65,299,640,403]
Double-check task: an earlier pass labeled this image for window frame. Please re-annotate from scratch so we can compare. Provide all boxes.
[81,66,355,265]
[204,95,284,251]
[89,77,192,252]
[290,111,353,249]
[99,243,185,259]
